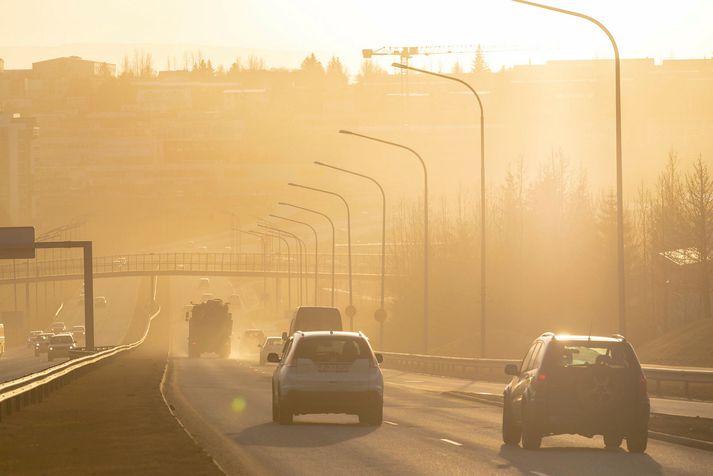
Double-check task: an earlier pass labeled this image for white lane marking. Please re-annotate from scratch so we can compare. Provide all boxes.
[384,420,399,426]
[440,438,463,447]
[530,472,550,476]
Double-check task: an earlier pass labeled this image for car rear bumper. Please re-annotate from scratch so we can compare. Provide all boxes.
[529,398,650,436]
[283,390,382,415]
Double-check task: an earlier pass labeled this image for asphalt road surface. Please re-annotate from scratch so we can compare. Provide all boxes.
[0,277,142,383]
[163,277,713,476]
[166,356,713,476]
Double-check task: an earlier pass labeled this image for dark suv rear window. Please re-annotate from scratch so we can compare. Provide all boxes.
[547,341,636,369]
[293,337,371,363]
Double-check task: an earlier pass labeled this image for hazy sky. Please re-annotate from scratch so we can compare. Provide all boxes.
[1,0,712,72]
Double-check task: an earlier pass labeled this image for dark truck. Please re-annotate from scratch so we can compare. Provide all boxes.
[186,299,232,358]
[502,333,649,452]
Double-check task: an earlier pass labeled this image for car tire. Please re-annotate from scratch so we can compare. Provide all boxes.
[277,397,293,425]
[604,434,623,449]
[272,394,279,423]
[359,404,383,426]
[626,427,648,453]
[521,404,542,450]
[502,396,522,445]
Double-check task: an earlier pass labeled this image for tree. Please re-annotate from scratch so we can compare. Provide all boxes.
[326,56,348,87]
[451,61,464,74]
[684,156,713,319]
[358,60,387,83]
[247,55,265,71]
[472,44,490,74]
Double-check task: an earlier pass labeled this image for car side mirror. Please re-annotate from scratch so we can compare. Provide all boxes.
[281,331,288,341]
[505,364,519,376]
[267,353,281,363]
[375,353,383,364]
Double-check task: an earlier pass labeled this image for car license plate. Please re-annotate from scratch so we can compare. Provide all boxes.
[318,364,348,372]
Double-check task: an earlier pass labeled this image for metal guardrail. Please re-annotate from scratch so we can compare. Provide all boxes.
[0,289,161,420]
[379,352,713,400]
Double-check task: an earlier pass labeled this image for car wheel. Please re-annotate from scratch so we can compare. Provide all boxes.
[521,404,542,450]
[604,434,623,449]
[359,403,383,426]
[626,427,648,453]
[277,396,293,425]
[502,395,522,445]
[272,392,279,423]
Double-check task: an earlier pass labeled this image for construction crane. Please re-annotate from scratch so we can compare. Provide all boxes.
[362,44,482,67]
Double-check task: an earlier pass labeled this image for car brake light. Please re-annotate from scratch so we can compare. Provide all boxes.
[537,372,547,382]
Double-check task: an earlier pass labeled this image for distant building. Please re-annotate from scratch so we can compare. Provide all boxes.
[32,56,115,78]
[0,113,38,224]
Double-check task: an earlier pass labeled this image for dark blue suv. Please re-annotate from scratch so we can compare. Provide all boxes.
[502,333,650,452]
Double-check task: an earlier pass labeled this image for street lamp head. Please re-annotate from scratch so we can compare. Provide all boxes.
[314,161,325,166]
[287,182,297,187]
[338,129,353,135]
[392,62,407,70]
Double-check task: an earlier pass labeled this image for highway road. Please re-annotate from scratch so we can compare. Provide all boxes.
[166,357,713,476]
[163,278,713,475]
[0,276,142,383]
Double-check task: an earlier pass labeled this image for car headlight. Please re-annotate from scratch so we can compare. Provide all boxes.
[49,347,54,351]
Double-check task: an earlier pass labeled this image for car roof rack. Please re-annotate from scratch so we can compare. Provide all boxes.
[540,332,555,338]
[611,333,626,341]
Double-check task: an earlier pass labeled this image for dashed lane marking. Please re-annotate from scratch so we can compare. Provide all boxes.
[530,472,549,476]
[384,421,399,426]
[440,438,463,447]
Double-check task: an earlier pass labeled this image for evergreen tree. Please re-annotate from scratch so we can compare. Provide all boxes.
[472,44,490,73]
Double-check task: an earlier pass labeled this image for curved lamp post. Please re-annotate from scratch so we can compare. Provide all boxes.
[288,182,356,329]
[278,202,336,307]
[243,230,292,310]
[391,63,487,356]
[270,214,319,306]
[258,223,306,306]
[513,0,626,335]
[338,129,430,354]
[314,160,388,349]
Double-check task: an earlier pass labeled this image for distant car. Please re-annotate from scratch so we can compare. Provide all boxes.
[34,333,54,356]
[50,321,66,334]
[241,329,266,352]
[70,325,86,345]
[94,296,108,308]
[285,306,343,339]
[198,277,211,289]
[27,330,44,347]
[228,294,242,310]
[47,333,76,361]
[259,337,285,365]
[270,331,384,425]
[502,333,649,453]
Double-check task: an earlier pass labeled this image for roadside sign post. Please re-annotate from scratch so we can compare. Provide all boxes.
[0,227,95,351]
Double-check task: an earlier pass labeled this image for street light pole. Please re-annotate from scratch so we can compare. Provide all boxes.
[314,160,388,349]
[278,202,336,307]
[243,230,292,311]
[338,130,429,353]
[288,182,356,329]
[391,63,488,356]
[270,214,319,306]
[258,224,306,306]
[513,0,626,336]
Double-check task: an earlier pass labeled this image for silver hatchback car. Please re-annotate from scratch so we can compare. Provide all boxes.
[269,331,384,425]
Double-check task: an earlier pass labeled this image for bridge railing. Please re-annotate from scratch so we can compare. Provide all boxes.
[0,252,385,280]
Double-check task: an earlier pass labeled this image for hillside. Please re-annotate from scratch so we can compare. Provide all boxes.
[637,319,713,367]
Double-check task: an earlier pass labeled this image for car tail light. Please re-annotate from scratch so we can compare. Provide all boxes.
[536,372,547,382]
